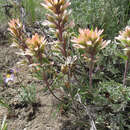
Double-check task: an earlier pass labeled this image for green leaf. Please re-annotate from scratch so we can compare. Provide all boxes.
[117,52,128,61]
[42,57,50,63]
[0,98,10,111]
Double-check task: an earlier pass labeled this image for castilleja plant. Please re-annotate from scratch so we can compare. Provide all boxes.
[8,19,47,64]
[8,19,65,105]
[41,0,85,105]
[8,1,113,128]
[41,0,72,57]
[25,33,47,63]
[8,19,27,50]
[116,26,130,86]
[8,19,49,78]
[8,19,61,102]
[116,26,130,58]
[72,28,110,88]
[8,19,33,64]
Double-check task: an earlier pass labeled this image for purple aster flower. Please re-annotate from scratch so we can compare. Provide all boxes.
[4,69,14,84]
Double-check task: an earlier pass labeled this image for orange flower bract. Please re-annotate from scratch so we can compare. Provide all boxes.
[26,33,46,52]
[8,19,23,37]
[116,26,130,58]
[72,28,110,56]
[41,0,70,15]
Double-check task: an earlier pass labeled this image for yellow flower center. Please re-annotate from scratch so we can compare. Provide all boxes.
[6,74,11,78]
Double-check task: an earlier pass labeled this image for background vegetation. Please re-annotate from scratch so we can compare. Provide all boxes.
[0,0,129,36]
[0,0,130,130]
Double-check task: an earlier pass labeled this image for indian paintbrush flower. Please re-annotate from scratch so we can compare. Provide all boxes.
[25,33,47,61]
[26,33,46,52]
[41,0,71,16]
[72,28,110,58]
[8,19,33,64]
[41,0,72,57]
[115,26,130,59]
[8,19,23,38]
[61,56,77,74]
[115,26,130,87]
[72,28,110,88]
[8,19,28,51]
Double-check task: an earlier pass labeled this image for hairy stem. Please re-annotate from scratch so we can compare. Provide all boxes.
[89,55,94,88]
[123,60,129,87]
[43,72,64,103]
[67,68,82,118]
[58,19,67,57]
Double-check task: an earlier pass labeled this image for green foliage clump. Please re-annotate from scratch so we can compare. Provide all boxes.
[0,98,10,112]
[70,0,129,39]
[20,85,36,105]
[22,0,47,24]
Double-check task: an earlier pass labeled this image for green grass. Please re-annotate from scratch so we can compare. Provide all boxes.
[70,0,129,39]
[22,0,47,24]
[0,0,9,23]
[0,0,47,24]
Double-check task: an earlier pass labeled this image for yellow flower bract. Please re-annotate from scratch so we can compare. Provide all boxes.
[72,28,109,56]
[116,26,130,58]
[8,19,22,37]
[26,33,46,52]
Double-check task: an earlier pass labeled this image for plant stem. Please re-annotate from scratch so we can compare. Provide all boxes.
[123,60,128,87]
[57,19,67,57]
[89,55,94,88]
[67,69,82,118]
[43,72,64,103]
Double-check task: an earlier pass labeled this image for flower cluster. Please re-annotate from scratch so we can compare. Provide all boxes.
[72,28,110,58]
[41,0,72,56]
[26,33,46,57]
[41,0,71,32]
[8,19,23,37]
[61,56,77,74]
[8,18,47,64]
[8,19,27,50]
[116,26,130,58]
